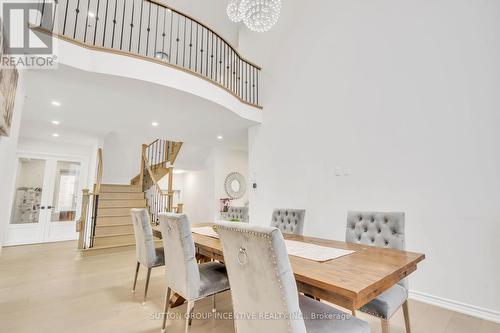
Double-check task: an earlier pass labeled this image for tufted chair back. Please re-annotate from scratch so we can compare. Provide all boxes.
[215,221,306,333]
[158,213,201,300]
[222,206,249,222]
[130,208,158,268]
[270,209,306,235]
[346,211,407,288]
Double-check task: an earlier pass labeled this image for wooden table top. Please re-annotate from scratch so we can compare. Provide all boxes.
[152,223,425,310]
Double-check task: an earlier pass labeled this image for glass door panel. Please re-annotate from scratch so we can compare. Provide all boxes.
[50,161,81,223]
[10,158,46,225]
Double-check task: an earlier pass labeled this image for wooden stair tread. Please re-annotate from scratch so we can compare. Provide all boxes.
[93,232,134,238]
[95,223,132,227]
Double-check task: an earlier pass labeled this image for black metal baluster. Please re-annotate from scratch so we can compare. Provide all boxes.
[199,26,203,74]
[62,0,70,35]
[257,69,259,106]
[153,4,159,57]
[128,0,134,52]
[195,23,199,72]
[137,0,144,54]
[182,16,186,67]
[101,0,110,46]
[119,0,126,50]
[189,19,192,69]
[73,0,80,39]
[145,1,151,57]
[210,32,214,80]
[93,0,100,45]
[252,67,255,105]
[51,0,60,32]
[160,7,166,57]
[205,29,209,77]
[175,12,180,65]
[110,0,118,47]
[169,10,173,64]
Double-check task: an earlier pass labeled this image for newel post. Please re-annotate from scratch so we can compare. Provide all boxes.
[140,144,147,190]
[77,188,90,249]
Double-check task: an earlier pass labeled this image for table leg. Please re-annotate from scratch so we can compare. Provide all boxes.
[170,293,186,308]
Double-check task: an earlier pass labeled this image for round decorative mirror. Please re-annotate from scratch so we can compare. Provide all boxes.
[224,172,246,199]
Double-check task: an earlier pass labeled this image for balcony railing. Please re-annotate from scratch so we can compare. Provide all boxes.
[36,0,261,108]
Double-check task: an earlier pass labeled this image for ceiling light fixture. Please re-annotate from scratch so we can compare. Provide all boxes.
[52,133,59,137]
[88,11,95,18]
[227,0,282,32]
[51,100,61,107]
[152,122,159,127]
[51,120,60,125]
[217,135,224,140]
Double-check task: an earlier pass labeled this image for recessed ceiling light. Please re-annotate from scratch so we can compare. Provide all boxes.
[51,120,60,125]
[216,135,224,140]
[152,122,159,127]
[88,12,95,18]
[51,100,61,107]
[52,133,59,137]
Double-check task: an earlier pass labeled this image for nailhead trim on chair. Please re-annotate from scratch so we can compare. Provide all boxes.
[215,225,292,332]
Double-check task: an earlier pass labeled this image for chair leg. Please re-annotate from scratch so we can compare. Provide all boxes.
[161,287,172,333]
[381,319,390,333]
[132,262,140,293]
[142,267,152,305]
[402,300,411,333]
[185,300,195,333]
[212,294,216,313]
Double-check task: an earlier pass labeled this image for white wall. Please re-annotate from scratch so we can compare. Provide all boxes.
[181,147,249,224]
[0,72,25,249]
[242,0,500,319]
[101,132,145,184]
[213,147,249,207]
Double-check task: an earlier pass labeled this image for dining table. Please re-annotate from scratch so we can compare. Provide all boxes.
[152,223,425,314]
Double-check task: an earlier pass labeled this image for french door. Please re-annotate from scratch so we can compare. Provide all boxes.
[6,153,88,246]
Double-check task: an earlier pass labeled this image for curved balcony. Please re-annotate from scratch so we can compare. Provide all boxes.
[35,0,261,108]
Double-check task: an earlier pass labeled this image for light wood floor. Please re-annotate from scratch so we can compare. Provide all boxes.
[0,241,498,333]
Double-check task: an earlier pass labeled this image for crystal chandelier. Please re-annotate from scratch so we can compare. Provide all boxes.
[226,0,282,33]
[226,0,243,22]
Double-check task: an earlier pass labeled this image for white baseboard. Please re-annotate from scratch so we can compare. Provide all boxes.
[409,290,500,324]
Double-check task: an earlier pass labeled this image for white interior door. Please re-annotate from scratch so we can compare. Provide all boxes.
[6,154,88,246]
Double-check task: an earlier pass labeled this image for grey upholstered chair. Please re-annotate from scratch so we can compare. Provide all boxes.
[215,221,370,333]
[158,213,230,333]
[346,211,409,333]
[130,208,165,305]
[270,208,306,235]
[221,206,249,222]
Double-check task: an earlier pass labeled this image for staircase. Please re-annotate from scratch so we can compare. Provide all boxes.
[91,184,145,249]
[77,140,183,252]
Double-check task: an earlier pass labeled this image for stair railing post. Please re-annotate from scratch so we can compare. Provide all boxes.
[77,188,90,249]
[167,166,174,212]
[140,144,147,191]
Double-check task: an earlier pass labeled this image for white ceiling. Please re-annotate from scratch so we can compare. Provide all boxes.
[20,64,257,150]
